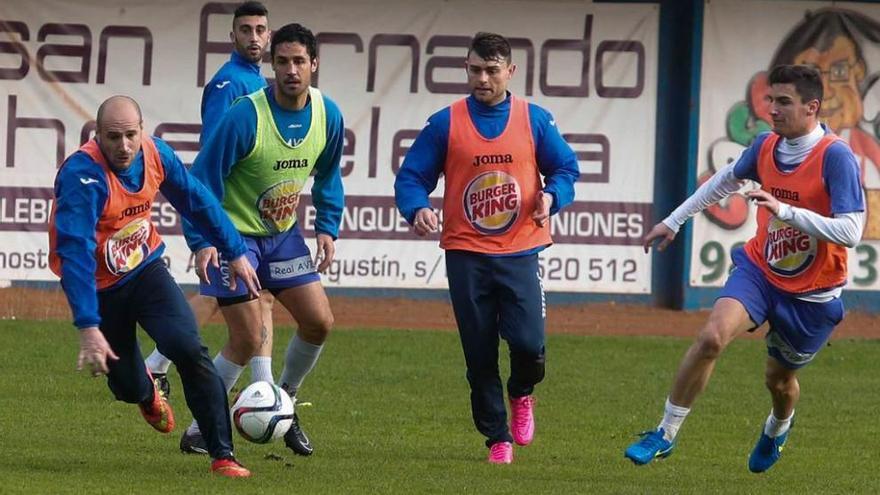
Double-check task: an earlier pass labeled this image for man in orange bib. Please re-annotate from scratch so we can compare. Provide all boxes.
[625,65,865,472]
[395,32,579,464]
[49,96,260,477]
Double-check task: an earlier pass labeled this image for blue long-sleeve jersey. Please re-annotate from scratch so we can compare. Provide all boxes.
[184,86,345,252]
[394,94,579,225]
[200,50,267,144]
[52,137,248,329]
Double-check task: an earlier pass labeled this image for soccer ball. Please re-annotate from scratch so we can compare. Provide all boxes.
[231,381,294,443]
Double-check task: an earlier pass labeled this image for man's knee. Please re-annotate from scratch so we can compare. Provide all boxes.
[223,322,264,360]
[317,311,334,334]
[764,367,798,396]
[300,311,334,341]
[694,324,728,359]
[510,350,545,386]
[160,339,208,367]
[229,331,262,359]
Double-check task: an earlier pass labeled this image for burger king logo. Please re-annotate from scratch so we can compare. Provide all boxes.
[105,217,151,275]
[257,180,302,234]
[764,217,817,277]
[463,171,520,235]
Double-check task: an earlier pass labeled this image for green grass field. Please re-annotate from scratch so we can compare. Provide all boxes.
[0,319,878,494]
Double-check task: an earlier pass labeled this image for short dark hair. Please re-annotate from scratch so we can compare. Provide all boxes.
[468,32,511,64]
[234,1,268,21]
[768,64,824,104]
[271,23,317,60]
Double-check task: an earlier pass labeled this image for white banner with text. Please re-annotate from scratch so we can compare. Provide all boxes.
[0,0,658,292]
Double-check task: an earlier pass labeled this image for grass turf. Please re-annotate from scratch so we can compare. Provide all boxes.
[0,320,877,494]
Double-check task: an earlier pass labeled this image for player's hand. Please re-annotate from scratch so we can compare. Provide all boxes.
[227,255,261,298]
[194,247,219,284]
[532,191,553,227]
[746,189,781,216]
[642,222,677,253]
[314,233,335,273]
[412,207,439,237]
[76,327,119,377]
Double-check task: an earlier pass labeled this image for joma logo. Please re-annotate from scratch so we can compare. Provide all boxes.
[274,158,309,171]
[472,154,513,167]
[770,187,799,202]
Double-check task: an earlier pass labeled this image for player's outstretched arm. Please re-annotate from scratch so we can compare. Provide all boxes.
[642,222,676,253]
[76,327,119,376]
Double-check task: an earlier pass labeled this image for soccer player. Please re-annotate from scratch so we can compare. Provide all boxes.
[182,22,344,457]
[143,3,279,442]
[49,95,259,477]
[394,32,579,464]
[625,65,865,472]
[199,1,272,142]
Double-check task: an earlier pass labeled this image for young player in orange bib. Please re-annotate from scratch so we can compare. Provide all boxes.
[626,65,865,472]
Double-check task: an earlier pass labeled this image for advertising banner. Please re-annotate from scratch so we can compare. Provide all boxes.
[1,0,659,292]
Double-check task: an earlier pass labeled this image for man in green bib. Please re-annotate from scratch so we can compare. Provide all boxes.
[182,22,344,457]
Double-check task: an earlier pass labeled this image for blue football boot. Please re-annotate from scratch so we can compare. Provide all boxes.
[748,425,791,473]
[625,428,675,465]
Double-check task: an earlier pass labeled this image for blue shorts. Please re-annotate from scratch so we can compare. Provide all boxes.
[200,225,320,298]
[719,247,845,369]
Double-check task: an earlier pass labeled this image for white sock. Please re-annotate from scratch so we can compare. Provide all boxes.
[213,353,245,394]
[658,397,690,442]
[278,335,323,397]
[250,356,274,384]
[764,409,794,438]
[145,349,172,374]
[190,353,244,432]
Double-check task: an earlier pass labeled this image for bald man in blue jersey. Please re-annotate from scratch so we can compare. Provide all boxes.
[50,95,259,477]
